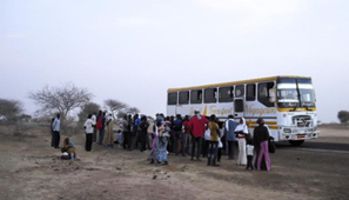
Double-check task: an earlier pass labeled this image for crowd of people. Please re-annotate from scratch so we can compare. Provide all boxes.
[50,110,273,172]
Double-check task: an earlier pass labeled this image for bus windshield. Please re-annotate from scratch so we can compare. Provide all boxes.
[300,89,316,107]
[276,77,316,108]
[277,88,300,108]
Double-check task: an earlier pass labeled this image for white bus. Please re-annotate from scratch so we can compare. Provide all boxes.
[167,76,318,146]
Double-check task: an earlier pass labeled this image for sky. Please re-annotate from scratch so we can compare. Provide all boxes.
[0,0,348,122]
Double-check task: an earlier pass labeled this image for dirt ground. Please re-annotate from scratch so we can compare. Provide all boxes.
[0,124,348,200]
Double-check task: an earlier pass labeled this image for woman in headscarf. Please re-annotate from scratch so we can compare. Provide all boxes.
[234,117,249,166]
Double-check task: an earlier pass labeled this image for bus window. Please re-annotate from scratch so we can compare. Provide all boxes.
[219,86,234,102]
[246,84,256,101]
[191,89,203,104]
[235,85,244,98]
[179,91,189,105]
[168,92,177,105]
[204,88,217,103]
[258,82,275,107]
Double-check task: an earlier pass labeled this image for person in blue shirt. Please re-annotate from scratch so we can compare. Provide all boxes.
[225,115,238,160]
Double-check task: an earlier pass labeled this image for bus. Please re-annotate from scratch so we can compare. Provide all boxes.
[167,76,318,146]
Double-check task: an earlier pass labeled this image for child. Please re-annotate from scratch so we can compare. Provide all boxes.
[61,137,76,160]
[246,137,254,170]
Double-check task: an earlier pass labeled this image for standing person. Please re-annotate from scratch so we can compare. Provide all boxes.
[131,114,141,150]
[104,114,114,148]
[182,115,191,156]
[91,112,97,142]
[189,111,208,161]
[148,117,159,164]
[147,118,155,150]
[165,116,174,153]
[173,115,183,156]
[254,118,271,172]
[246,136,254,170]
[139,115,149,152]
[96,110,105,145]
[157,121,171,165]
[83,114,94,152]
[50,118,55,147]
[235,118,249,166]
[121,115,130,150]
[52,114,61,149]
[126,115,133,150]
[96,111,106,145]
[217,120,225,164]
[225,115,238,160]
[207,115,220,167]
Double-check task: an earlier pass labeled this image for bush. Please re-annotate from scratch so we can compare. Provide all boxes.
[338,111,349,124]
[0,99,23,122]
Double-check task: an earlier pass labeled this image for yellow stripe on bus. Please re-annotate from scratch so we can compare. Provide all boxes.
[246,121,277,125]
[278,107,317,112]
[247,124,279,130]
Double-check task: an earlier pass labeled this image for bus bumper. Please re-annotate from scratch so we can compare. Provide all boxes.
[280,127,319,141]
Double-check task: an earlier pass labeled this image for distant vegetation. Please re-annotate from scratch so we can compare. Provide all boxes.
[78,102,100,124]
[0,98,23,122]
[338,110,349,124]
[104,99,140,118]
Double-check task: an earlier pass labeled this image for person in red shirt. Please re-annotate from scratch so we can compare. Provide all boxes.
[189,111,208,161]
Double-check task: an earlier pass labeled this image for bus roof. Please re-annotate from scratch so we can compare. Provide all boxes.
[168,75,311,93]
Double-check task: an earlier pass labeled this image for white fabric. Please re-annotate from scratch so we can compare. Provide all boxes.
[84,118,95,134]
[219,128,225,138]
[204,129,211,141]
[52,118,61,132]
[246,144,254,156]
[218,138,223,148]
[237,138,247,165]
[234,118,249,134]
[91,115,97,125]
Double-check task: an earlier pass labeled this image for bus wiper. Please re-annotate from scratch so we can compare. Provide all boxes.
[292,103,298,112]
[295,80,302,112]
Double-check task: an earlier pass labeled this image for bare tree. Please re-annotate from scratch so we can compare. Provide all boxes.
[104,99,128,113]
[125,107,140,115]
[104,99,141,118]
[29,84,92,120]
[0,98,23,121]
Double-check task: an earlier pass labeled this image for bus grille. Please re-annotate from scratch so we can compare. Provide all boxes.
[293,115,312,127]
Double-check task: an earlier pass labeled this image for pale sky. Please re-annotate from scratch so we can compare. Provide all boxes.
[1,0,348,122]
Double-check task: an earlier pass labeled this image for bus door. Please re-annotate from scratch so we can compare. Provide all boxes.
[234,85,245,119]
[234,99,244,119]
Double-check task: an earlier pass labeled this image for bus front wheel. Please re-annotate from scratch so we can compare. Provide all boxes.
[289,140,305,146]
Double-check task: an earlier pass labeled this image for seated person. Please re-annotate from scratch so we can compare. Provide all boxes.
[61,137,76,160]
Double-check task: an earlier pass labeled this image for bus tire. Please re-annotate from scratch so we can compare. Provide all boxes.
[289,140,304,146]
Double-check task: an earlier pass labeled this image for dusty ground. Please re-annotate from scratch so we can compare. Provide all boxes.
[0,124,348,200]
